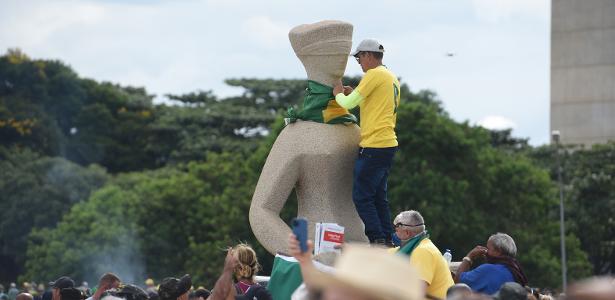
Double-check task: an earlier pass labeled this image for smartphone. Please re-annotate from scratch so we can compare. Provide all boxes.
[291,217,308,253]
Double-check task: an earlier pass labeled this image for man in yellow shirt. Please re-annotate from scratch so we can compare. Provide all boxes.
[390,210,454,299]
[333,39,400,245]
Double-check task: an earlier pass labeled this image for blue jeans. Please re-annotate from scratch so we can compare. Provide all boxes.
[352,146,397,242]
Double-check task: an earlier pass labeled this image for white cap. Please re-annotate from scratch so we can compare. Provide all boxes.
[350,39,385,56]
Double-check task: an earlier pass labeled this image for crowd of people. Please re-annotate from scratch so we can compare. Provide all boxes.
[282,209,614,300]
[0,274,213,300]
[3,209,614,300]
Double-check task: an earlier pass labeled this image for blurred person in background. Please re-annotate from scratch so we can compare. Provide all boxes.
[143,279,157,300]
[77,282,90,297]
[208,249,272,300]
[144,280,156,295]
[0,284,8,300]
[231,243,262,295]
[8,283,19,300]
[190,289,209,300]
[565,276,615,300]
[112,284,150,300]
[49,277,75,300]
[36,284,46,300]
[158,275,191,300]
[446,283,472,300]
[22,283,30,293]
[28,283,38,296]
[86,273,121,300]
[60,288,84,300]
[16,293,33,300]
[493,282,528,300]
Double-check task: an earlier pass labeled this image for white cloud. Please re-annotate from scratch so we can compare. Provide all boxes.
[0,1,106,48]
[478,115,517,130]
[241,16,290,49]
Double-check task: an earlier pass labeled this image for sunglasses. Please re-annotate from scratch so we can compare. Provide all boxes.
[354,52,364,63]
[394,223,424,228]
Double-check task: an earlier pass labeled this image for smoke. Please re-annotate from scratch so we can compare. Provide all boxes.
[87,231,146,286]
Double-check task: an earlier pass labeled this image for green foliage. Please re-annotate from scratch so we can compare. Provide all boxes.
[23,183,144,284]
[0,146,108,283]
[529,142,615,275]
[22,153,261,287]
[67,81,158,172]
[0,49,159,172]
[150,100,274,164]
[224,78,306,111]
[166,90,217,106]
[488,129,531,153]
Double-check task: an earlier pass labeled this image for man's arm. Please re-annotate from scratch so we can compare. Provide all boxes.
[333,81,363,109]
[454,245,487,283]
[207,250,238,300]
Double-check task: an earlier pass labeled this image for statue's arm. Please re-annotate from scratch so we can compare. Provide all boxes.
[249,135,300,254]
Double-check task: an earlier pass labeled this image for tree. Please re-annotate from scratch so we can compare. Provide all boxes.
[223,78,306,111]
[24,182,146,285]
[530,142,615,275]
[148,101,275,164]
[166,90,217,106]
[0,146,108,283]
[22,152,261,287]
[0,50,159,173]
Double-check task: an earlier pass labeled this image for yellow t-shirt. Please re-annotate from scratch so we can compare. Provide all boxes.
[406,239,454,299]
[355,65,400,148]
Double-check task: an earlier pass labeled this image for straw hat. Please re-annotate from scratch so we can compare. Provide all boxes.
[304,244,422,300]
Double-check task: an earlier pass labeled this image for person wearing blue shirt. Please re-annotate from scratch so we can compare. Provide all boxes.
[453,233,528,295]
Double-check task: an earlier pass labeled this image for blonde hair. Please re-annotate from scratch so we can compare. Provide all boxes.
[232,243,260,280]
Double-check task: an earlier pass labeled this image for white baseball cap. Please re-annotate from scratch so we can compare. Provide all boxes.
[350,39,385,56]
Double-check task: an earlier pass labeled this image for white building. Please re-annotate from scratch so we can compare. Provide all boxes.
[551,0,615,145]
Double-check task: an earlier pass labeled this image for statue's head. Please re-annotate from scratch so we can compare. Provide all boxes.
[289,20,353,87]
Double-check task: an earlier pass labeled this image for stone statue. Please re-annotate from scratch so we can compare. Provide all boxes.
[249,20,369,255]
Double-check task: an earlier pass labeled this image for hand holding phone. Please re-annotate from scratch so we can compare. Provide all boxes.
[291,217,308,253]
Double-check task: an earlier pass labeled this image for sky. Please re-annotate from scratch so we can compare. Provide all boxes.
[0,0,551,145]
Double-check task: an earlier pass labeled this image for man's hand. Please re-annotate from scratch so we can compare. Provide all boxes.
[288,233,314,264]
[333,80,344,96]
[467,245,488,260]
[454,245,487,283]
[343,86,353,96]
[288,233,319,290]
[222,248,238,272]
